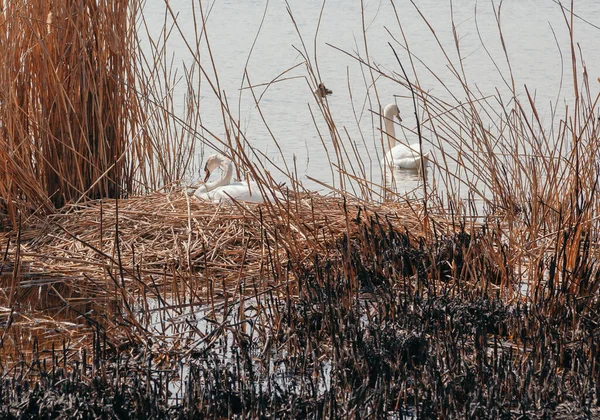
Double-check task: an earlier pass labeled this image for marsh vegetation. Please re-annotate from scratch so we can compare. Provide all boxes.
[1,0,600,418]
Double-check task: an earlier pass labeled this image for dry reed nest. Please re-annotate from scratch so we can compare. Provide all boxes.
[0,190,427,357]
[3,193,600,418]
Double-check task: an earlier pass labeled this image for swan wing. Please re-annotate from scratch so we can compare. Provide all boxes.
[384,143,429,170]
[195,180,285,203]
[216,181,266,203]
[194,181,266,203]
[193,185,212,201]
[224,181,285,202]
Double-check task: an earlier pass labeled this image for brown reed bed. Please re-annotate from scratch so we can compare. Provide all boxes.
[2,195,600,418]
[0,189,427,350]
[0,0,177,230]
[2,0,600,418]
[0,190,432,417]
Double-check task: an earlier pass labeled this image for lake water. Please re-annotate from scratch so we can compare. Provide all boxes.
[140,0,600,204]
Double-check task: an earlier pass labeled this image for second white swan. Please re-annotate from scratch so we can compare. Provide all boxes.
[382,103,430,170]
[194,154,280,203]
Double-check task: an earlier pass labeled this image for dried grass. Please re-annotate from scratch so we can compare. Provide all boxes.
[0,0,155,229]
[0,190,428,354]
[2,1,600,415]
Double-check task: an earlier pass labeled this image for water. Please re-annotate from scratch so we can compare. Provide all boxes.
[141,296,334,407]
[140,0,600,202]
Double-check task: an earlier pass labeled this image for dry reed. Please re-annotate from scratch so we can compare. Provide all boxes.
[1,0,600,417]
[0,0,161,230]
[0,190,427,349]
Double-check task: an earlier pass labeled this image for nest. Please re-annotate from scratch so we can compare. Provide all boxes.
[0,190,426,358]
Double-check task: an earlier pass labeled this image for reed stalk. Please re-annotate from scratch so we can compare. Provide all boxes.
[1,0,600,417]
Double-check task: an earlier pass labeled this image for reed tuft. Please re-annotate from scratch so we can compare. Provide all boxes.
[0,0,150,229]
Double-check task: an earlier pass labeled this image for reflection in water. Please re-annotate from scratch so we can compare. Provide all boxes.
[383,165,428,198]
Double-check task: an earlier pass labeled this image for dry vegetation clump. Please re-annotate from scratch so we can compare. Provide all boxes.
[2,0,600,418]
[3,199,600,418]
[0,190,433,418]
[0,0,160,230]
[0,190,426,356]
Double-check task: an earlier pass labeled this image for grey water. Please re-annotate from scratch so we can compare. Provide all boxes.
[141,0,600,204]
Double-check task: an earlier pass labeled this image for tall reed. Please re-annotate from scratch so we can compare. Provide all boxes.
[2,0,600,416]
[0,0,150,229]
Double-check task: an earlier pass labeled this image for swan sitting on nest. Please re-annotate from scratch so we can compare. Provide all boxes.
[194,154,281,204]
[381,103,430,170]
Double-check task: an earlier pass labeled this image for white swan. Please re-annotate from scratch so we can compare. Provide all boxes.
[193,154,280,203]
[382,103,430,170]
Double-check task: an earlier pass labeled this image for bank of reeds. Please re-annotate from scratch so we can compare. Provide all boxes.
[2,198,599,417]
[0,0,167,230]
[0,189,426,352]
[2,0,600,418]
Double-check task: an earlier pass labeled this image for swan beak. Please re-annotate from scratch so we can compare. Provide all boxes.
[396,113,402,122]
[203,167,211,182]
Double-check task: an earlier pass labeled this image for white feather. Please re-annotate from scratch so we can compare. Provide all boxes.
[381,103,430,170]
[194,154,281,203]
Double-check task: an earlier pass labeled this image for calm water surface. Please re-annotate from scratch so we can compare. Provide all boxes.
[142,0,600,202]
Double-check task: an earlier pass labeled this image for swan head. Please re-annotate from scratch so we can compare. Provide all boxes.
[383,103,402,123]
[203,154,228,181]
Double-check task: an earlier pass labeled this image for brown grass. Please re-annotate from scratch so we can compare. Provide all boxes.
[0,190,428,358]
[0,0,154,229]
[1,3,600,415]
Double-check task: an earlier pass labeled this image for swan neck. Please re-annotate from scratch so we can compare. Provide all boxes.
[205,160,234,192]
[384,113,397,152]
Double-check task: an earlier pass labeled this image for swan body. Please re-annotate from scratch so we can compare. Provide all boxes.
[194,154,280,203]
[194,180,267,203]
[382,103,430,170]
